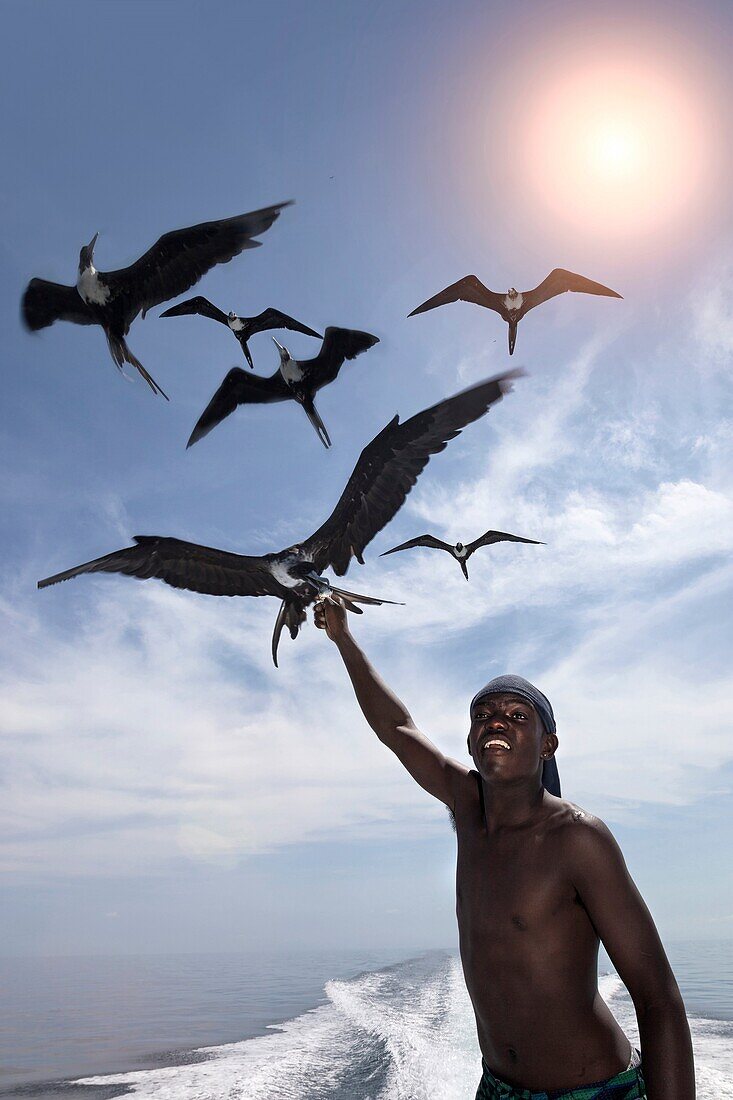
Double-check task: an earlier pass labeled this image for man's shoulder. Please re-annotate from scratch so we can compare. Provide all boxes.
[546,799,624,869]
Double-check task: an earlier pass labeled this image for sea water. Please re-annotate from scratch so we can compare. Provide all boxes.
[0,942,730,1100]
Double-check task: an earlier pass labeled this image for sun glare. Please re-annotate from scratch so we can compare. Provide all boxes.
[512,53,714,242]
[590,124,642,178]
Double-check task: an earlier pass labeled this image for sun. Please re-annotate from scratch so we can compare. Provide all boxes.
[516,56,713,241]
[589,123,643,179]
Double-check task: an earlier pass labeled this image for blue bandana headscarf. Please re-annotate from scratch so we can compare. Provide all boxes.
[470,674,561,796]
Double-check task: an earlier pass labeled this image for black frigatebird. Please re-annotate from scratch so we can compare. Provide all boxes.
[382,528,543,580]
[187,327,379,450]
[21,202,291,399]
[159,296,321,370]
[38,370,521,665]
[409,268,622,354]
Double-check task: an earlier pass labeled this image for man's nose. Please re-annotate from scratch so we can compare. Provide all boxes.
[488,716,507,729]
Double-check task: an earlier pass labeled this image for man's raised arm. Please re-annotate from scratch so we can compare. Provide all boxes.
[315,598,469,810]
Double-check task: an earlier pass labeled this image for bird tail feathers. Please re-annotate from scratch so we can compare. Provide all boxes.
[271,600,307,666]
[303,399,331,448]
[106,333,170,400]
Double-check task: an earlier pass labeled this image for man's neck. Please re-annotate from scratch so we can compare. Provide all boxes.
[478,773,547,833]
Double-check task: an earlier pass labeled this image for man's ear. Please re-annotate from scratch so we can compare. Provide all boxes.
[541,732,559,759]
[466,732,473,759]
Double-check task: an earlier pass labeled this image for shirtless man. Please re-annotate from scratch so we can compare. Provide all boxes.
[315,599,695,1100]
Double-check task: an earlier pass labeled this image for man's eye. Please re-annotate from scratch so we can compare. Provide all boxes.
[512,712,527,720]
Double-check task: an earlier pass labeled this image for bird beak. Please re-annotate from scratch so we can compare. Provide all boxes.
[272,338,286,355]
[87,232,99,255]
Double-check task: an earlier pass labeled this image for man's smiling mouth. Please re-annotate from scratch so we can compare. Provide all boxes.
[482,738,511,752]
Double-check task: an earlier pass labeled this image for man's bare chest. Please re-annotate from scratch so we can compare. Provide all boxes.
[455,822,578,936]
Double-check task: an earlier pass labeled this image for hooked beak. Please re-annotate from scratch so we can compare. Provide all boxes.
[87,232,99,255]
[272,337,287,356]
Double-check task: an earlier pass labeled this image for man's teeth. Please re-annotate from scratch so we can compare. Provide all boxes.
[484,739,511,750]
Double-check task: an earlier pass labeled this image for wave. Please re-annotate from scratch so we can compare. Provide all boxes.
[76,953,733,1100]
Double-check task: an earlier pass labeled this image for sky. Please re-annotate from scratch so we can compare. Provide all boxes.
[1,0,732,957]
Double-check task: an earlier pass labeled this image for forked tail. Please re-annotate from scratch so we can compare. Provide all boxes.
[507,321,518,356]
[106,333,170,400]
[302,398,331,448]
[271,587,403,666]
[271,600,307,667]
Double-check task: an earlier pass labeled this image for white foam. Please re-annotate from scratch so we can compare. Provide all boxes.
[76,956,733,1100]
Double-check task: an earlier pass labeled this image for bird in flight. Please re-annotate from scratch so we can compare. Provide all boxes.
[38,370,521,665]
[186,327,379,450]
[382,528,543,580]
[21,202,291,399]
[159,296,321,370]
[409,268,622,354]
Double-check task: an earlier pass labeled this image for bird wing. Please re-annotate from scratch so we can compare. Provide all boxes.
[21,278,95,330]
[302,327,380,390]
[408,275,504,317]
[520,269,622,316]
[381,534,454,556]
[466,529,545,555]
[107,202,292,318]
[301,369,522,576]
[187,368,289,448]
[38,536,283,598]
[159,296,229,325]
[247,308,322,340]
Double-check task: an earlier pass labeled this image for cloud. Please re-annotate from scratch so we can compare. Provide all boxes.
[3,292,732,881]
[692,256,733,364]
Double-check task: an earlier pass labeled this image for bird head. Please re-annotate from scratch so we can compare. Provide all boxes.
[456,542,465,553]
[507,287,518,299]
[228,311,237,322]
[78,233,99,272]
[272,337,291,364]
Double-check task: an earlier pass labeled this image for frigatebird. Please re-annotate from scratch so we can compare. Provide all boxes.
[159,296,321,370]
[409,268,622,354]
[187,327,379,450]
[21,202,291,399]
[38,369,521,665]
[382,529,543,580]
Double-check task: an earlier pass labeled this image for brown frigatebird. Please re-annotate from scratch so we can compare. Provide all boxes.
[186,327,379,450]
[21,202,291,399]
[409,268,622,354]
[159,295,321,370]
[382,528,543,580]
[38,369,521,665]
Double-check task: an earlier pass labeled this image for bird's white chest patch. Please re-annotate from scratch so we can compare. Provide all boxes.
[454,545,468,559]
[77,267,111,306]
[228,316,245,333]
[270,557,302,588]
[281,359,304,385]
[504,292,523,312]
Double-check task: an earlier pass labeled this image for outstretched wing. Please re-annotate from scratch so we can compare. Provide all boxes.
[38,536,282,598]
[466,529,544,555]
[381,534,453,556]
[247,308,321,340]
[22,278,95,330]
[408,275,504,318]
[520,269,622,316]
[107,202,292,318]
[159,296,229,325]
[302,327,380,390]
[301,369,522,576]
[187,367,289,448]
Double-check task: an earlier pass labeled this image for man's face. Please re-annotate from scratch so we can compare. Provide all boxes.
[467,693,556,784]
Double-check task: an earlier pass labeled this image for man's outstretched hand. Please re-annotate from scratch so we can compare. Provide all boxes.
[314,595,350,643]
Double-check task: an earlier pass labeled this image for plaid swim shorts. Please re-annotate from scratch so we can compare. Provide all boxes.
[474,1052,646,1100]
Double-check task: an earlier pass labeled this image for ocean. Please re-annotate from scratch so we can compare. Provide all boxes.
[0,942,730,1100]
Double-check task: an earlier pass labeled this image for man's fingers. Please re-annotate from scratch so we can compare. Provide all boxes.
[313,594,347,635]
